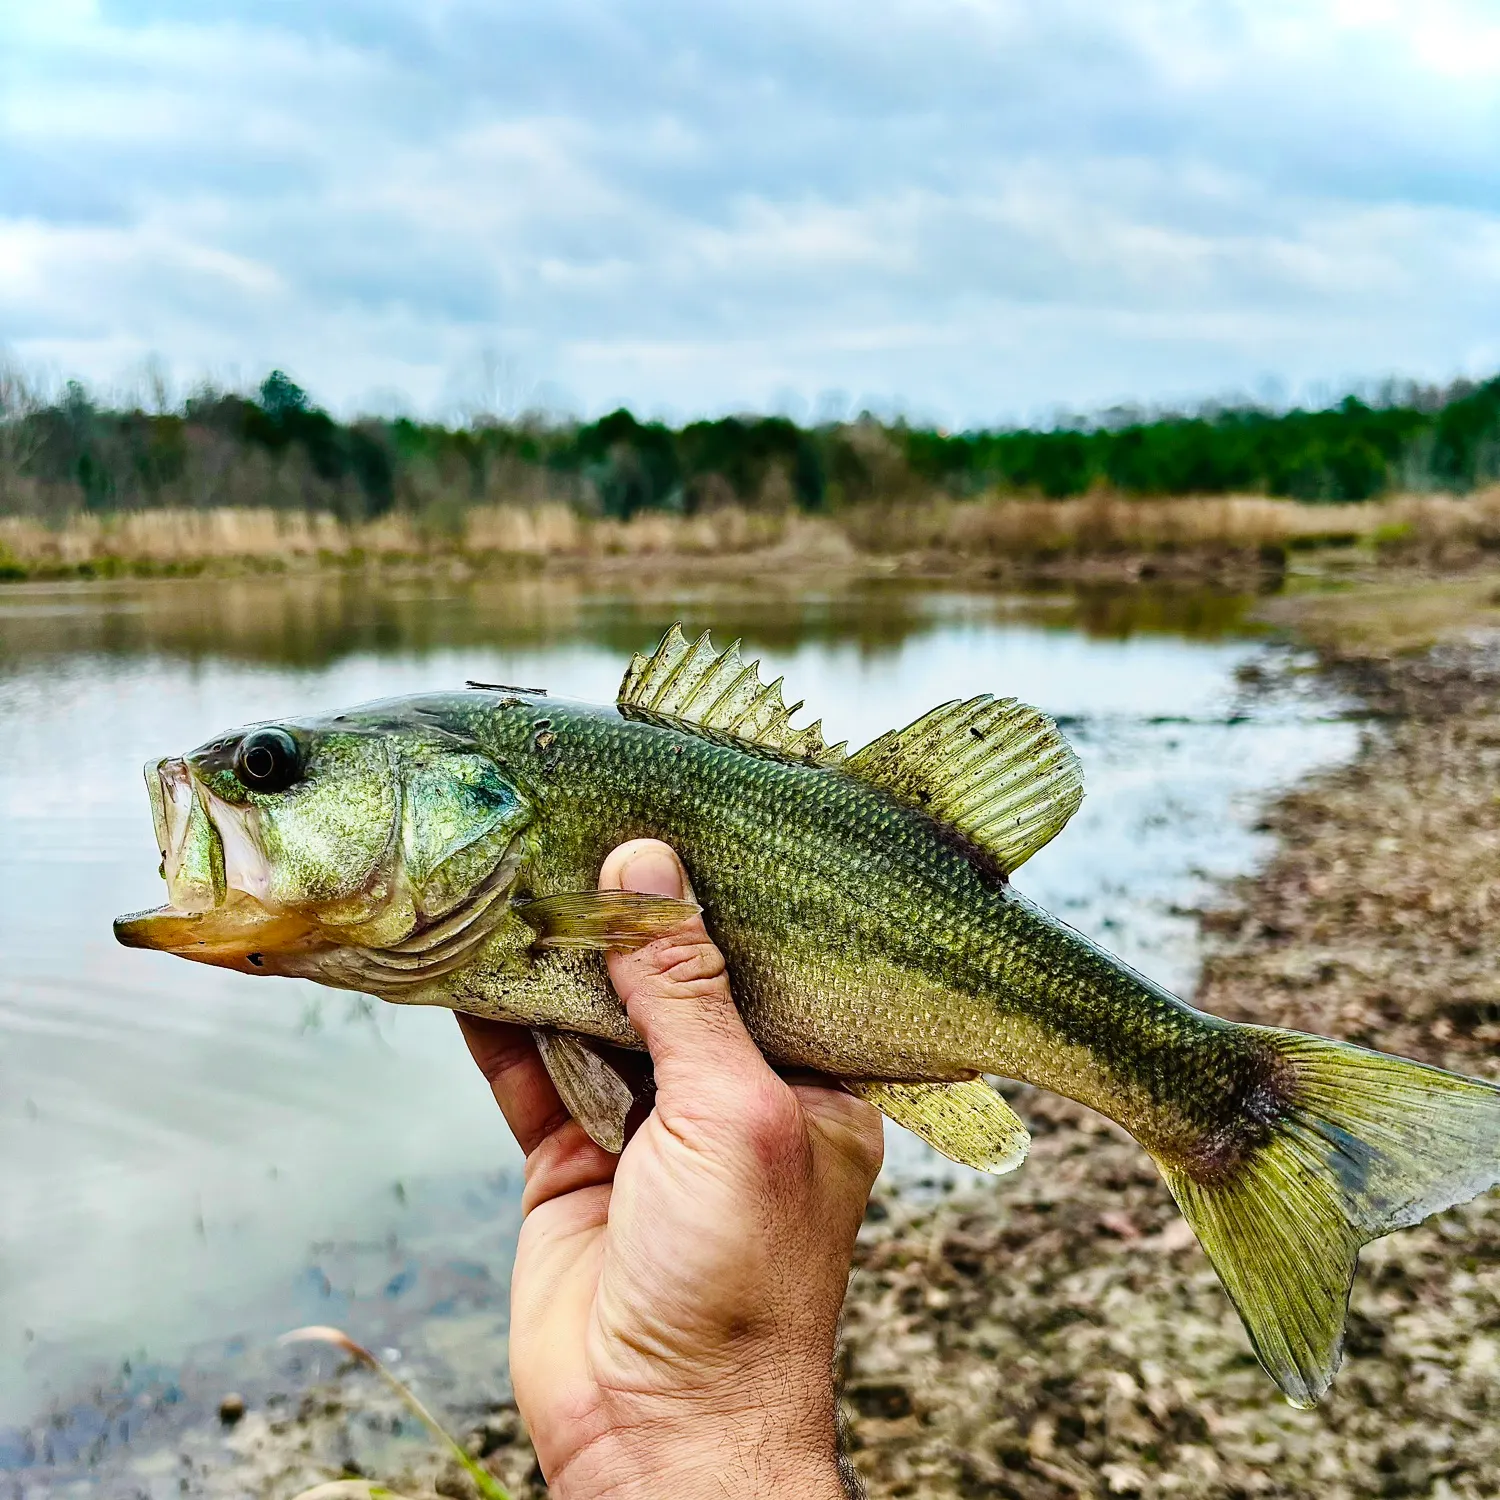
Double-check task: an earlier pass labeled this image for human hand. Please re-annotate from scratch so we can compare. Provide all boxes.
[459,838,884,1499]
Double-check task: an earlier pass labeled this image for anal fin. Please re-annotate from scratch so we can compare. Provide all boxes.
[533,1030,653,1154]
[845,1078,1030,1174]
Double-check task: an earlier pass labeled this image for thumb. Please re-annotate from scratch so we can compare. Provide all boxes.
[601,839,773,1109]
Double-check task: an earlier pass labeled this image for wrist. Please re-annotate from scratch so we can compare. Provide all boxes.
[545,1414,850,1500]
[555,1457,849,1500]
[532,1335,853,1499]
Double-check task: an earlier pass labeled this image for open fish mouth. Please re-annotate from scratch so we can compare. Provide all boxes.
[153,756,221,911]
[113,757,319,970]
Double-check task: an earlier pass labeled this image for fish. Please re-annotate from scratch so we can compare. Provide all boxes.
[114,624,1500,1407]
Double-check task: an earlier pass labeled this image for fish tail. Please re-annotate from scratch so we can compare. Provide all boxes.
[1152,1027,1500,1408]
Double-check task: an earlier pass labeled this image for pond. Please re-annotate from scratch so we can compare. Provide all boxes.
[0,571,1358,1473]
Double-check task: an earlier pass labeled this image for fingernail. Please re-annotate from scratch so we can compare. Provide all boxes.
[620,844,685,899]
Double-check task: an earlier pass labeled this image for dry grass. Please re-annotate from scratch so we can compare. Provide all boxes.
[280,1327,511,1500]
[842,488,1500,561]
[3,488,1499,579]
[0,507,353,569]
[1256,570,1500,656]
[0,502,826,572]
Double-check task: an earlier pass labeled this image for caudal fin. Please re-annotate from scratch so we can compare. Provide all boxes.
[1154,1030,1500,1407]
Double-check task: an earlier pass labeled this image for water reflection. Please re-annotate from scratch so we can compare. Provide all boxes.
[0,572,1263,671]
[0,570,1349,1472]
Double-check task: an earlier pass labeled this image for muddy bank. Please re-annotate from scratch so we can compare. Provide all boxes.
[838,627,1500,1498]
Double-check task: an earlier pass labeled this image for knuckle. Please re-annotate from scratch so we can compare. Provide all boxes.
[479,1040,537,1091]
[628,936,738,1020]
[851,1113,887,1176]
[800,1088,886,1181]
[651,937,728,992]
[518,1116,603,1211]
[842,1094,887,1150]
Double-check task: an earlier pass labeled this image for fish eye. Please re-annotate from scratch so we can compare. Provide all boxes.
[233,728,301,793]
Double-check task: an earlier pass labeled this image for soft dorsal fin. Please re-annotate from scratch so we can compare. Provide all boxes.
[845,695,1082,873]
[618,625,846,764]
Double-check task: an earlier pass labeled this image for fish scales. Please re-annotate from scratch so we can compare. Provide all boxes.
[114,626,1500,1409]
[458,690,1245,1155]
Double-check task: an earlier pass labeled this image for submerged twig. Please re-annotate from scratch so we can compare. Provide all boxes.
[288,1483,418,1500]
[280,1326,513,1500]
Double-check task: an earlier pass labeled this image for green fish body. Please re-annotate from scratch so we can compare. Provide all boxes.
[116,627,1500,1408]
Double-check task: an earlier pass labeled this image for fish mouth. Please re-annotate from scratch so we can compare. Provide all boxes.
[115,756,321,971]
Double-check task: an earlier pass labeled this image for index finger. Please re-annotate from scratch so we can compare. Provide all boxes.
[457,1015,568,1155]
[457,1014,619,1209]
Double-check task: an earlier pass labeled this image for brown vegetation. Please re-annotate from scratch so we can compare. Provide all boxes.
[0,502,828,575]
[4,488,1500,581]
[842,488,1500,563]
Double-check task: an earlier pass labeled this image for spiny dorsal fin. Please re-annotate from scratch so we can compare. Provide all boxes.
[618,625,847,765]
[845,695,1082,873]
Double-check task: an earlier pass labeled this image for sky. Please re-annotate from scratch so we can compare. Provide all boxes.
[1,0,1498,427]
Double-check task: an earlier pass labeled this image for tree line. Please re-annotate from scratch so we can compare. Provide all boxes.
[1,366,1497,525]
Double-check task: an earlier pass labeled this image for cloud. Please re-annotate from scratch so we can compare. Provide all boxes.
[1,0,1497,424]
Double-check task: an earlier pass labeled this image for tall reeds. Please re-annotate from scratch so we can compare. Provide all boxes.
[2,488,1498,578]
[840,489,1500,559]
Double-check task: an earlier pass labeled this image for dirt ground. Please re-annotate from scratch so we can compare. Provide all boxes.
[836,597,1500,1499]
[54,570,1500,1499]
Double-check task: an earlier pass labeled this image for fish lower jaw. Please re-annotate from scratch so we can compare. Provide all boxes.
[112,892,325,974]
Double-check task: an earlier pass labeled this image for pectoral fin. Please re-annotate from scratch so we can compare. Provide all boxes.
[533,1030,652,1154]
[516,891,700,950]
[845,1078,1031,1174]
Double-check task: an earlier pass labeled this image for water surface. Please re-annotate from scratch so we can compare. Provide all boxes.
[0,572,1357,1461]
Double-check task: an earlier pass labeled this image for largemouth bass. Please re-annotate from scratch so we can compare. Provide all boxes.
[115,626,1500,1407]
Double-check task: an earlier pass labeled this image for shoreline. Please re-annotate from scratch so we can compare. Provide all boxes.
[3,490,1500,590]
